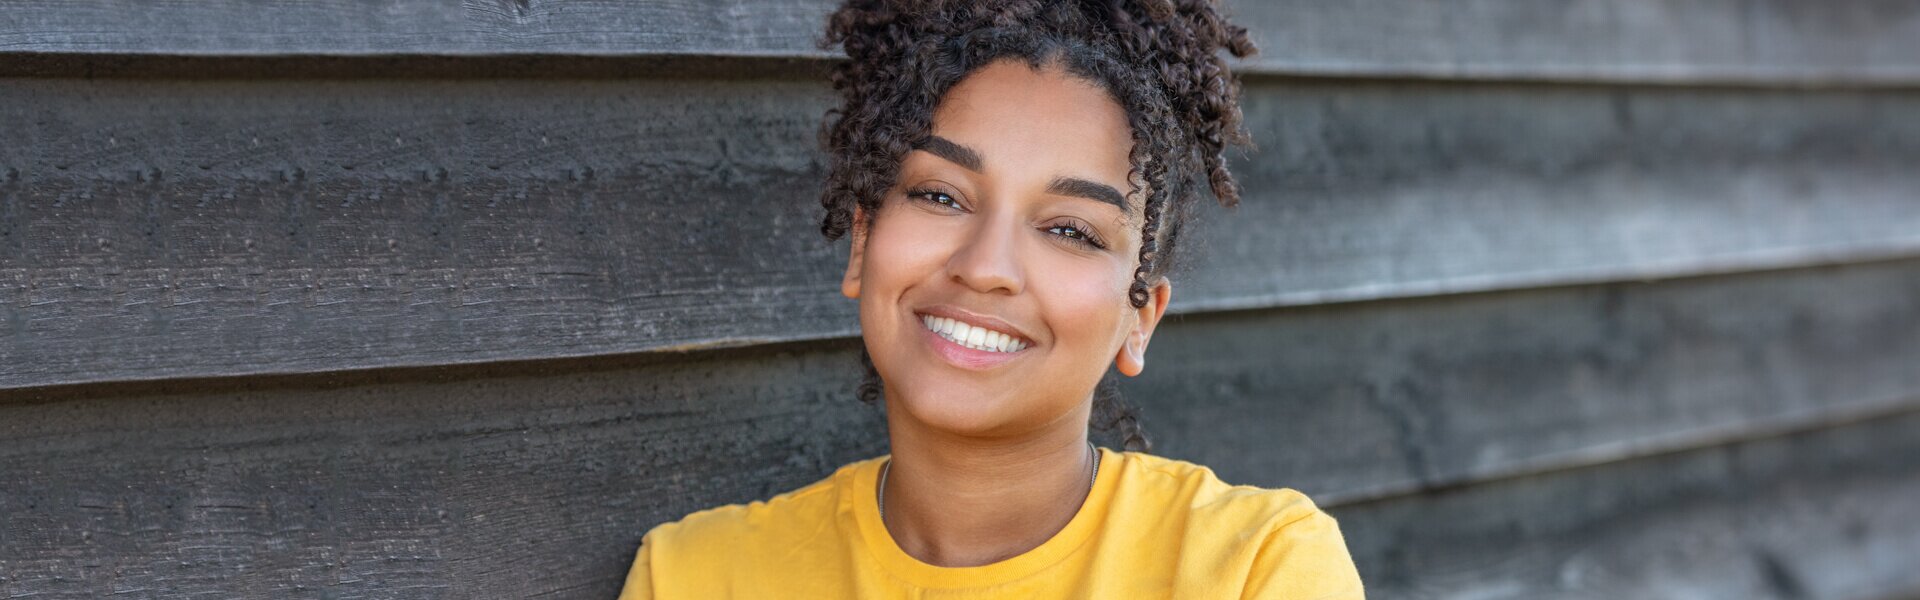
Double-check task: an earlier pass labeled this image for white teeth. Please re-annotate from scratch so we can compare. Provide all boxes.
[920,314,1028,353]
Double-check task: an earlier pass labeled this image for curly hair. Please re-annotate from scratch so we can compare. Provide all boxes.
[819,0,1257,453]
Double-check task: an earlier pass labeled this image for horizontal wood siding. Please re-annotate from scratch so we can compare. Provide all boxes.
[3,1,1915,598]
[1339,407,1920,599]
[8,79,1919,389]
[1127,257,1920,504]
[1,342,888,598]
[5,260,1918,597]
[4,0,1919,84]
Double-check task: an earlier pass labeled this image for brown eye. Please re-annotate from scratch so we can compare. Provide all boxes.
[906,189,961,210]
[1046,221,1108,250]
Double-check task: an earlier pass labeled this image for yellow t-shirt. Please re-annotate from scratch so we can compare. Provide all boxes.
[619,447,1364,598]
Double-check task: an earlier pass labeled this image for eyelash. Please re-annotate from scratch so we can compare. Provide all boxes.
[904,187,1110,251]
[1046,219,1109,250]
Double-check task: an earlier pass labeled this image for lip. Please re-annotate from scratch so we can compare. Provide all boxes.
[917,324,1028,370]
[912,306,1038,371]
[914,306,1036,344]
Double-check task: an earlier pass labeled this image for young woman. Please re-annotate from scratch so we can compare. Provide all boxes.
[620,1,1363,597]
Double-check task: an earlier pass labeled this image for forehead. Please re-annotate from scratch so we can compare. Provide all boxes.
[924,60,1136,201]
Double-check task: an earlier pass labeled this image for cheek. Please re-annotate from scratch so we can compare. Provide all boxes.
[859,205,956,299]
[1033,251,1135,352]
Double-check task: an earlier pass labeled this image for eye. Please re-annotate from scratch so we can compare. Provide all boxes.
[1046,220,1109,250]
[905,188,963,211]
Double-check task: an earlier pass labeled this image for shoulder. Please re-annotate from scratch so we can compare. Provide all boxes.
[1117,450,1328,531]
[643,456,880,559]
[1116,451,1364,597]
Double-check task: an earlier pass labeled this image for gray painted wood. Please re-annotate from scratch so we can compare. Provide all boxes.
[7,77,1919,390]
[1185,80,1920,313]
[3,0,1918,84]
[4,258,1916,597]
[4,2,1912,599]
[1338,407,1920,600]
[0,341,889,599]
[0,0,839,58]
[1124,256,1920,504]
[1237,0,1920,85]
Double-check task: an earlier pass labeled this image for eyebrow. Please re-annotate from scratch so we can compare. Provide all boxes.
[917,135,1130,211]
[1045,176,1129,211]
[919,136,983,172]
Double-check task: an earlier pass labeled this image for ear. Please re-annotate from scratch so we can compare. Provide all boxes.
[840,205,868,299]
[1114,278,1172,377]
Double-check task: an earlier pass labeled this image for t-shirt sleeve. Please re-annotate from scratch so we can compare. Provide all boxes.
[616,532,655,600]
[1241,507,1365,599]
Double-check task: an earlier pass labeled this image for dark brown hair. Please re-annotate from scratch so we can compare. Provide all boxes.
[819,0,1257,452]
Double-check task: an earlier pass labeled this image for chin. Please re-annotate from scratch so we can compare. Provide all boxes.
[887,381,1023,437]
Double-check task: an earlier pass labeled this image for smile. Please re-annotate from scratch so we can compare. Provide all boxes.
[920,314,1030,353]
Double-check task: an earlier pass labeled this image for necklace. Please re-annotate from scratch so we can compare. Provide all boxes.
[877,440,1101,525]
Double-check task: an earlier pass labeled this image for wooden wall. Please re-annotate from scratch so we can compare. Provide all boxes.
[4,1,1918,598]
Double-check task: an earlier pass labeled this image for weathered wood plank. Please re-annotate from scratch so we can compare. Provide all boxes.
[1182,80,1920,313]
[1238,0,1920,85]
[3,0,1918,85]
[3,258,1916,597]
[1124,257,1920,504]
[1336,407,1920,600]
[6,78,1919,389]
[0,0,836,58]
[0,342,889,599]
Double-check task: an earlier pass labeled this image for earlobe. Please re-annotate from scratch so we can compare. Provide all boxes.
[841,206,867,299]
[1114,279,1172,378]
[1115,331,1147,377]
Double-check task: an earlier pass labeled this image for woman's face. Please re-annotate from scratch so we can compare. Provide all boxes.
[843,58,1171,439]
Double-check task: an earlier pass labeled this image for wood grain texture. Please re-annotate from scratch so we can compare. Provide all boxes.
[3,259,1916,598]
[6,78,1920,390]
[3,0,1918,84]
[0,0,836,58]
[0,341,890,599]
[1122,256,1920,504]
[1236,0,1920,85]
[1183,80,1920,313]
[1338,407,1920,600]
[5,3,1914,599]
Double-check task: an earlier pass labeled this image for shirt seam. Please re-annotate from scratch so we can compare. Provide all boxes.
[857,454,1110,591]
[1237,506,1344,600]
[1135,456,1311,515]
[864,511,1106,592]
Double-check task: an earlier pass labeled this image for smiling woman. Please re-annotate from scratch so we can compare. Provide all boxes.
[618,1,1363,598]
[853,61,1147,440]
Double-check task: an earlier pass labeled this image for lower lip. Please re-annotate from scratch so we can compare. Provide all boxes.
[918,319,1029,370]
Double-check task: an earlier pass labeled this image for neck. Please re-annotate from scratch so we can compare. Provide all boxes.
[877,398,1098,568]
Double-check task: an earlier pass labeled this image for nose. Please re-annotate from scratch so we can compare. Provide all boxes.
[946,213,1025,296]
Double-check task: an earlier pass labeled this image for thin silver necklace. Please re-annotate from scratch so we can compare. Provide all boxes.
[877,441,1101,525]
